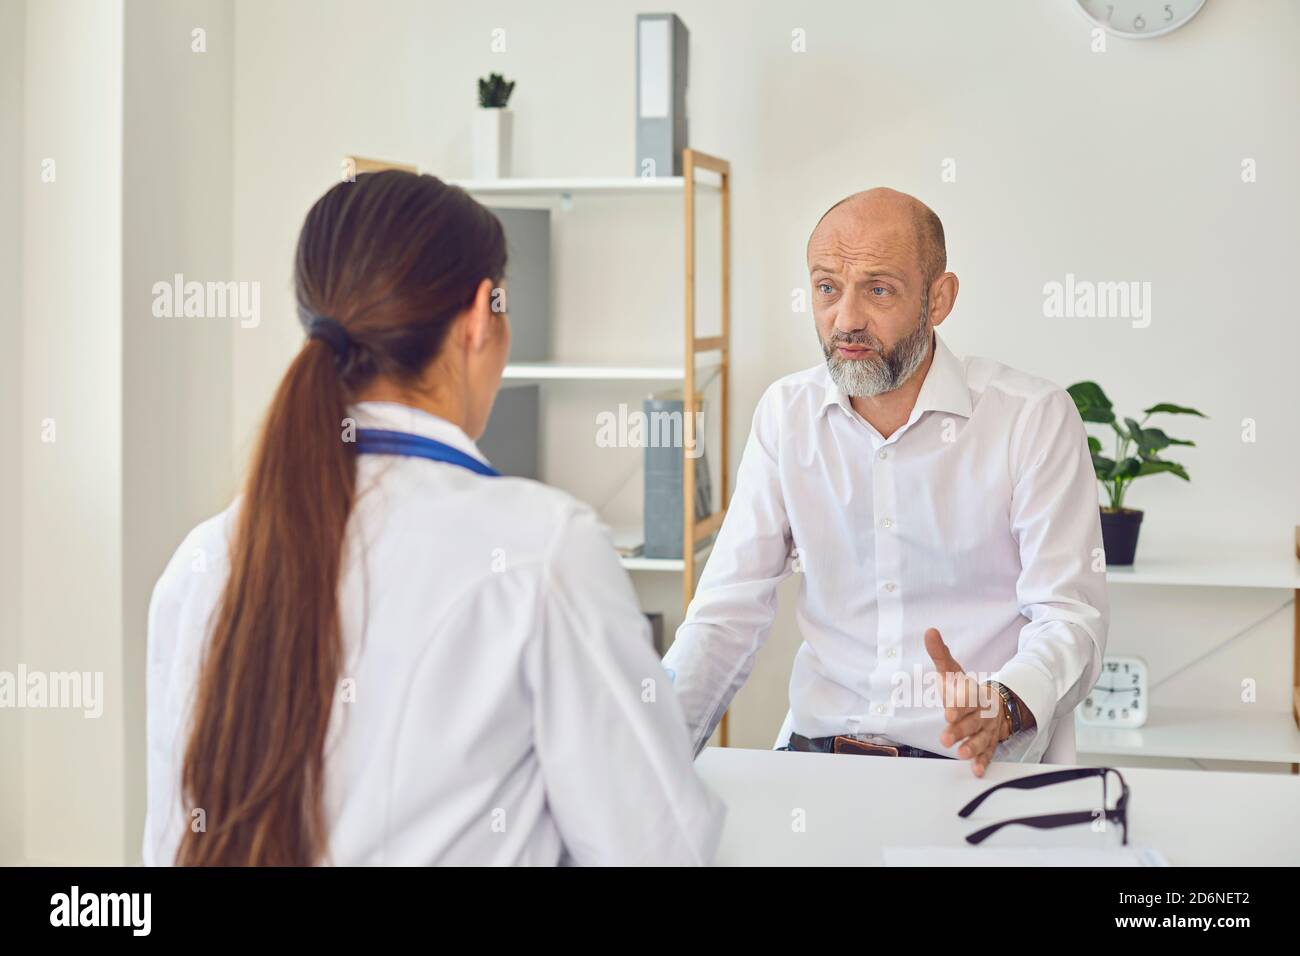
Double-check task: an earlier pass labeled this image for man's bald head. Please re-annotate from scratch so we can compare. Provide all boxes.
[808,188,947,285]
[806,188,960,399]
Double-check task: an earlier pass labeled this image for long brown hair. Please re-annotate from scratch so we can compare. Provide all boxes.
[176,171,507,865]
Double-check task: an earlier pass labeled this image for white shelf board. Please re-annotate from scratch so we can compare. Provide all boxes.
[450,176,719,196]
[504,361,718,382]
[1076,707,1300,764]
[620,545,714,573]
[1104,552,1300,590]
[621,556,687,572]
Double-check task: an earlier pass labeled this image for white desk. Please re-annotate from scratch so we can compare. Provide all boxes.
[696,747,1300,866]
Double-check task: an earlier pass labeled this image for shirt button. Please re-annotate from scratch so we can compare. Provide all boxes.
[885,647,897,659]
[878,450,889,460]
[874,703,887,715]
[881,518,893,529]
[883,581,897,592]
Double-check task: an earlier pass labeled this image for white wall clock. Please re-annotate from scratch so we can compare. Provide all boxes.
[1075,0,1207,39]
[1079,656,1149,728]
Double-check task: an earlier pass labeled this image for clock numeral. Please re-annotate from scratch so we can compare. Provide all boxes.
[1164,4,1175,21]
[1134,14,1147,30]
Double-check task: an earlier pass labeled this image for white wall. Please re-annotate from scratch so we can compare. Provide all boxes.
[228,0,1299,755]
[20,0,125,865]
[10,0,235,865]
[0,0,26,865]
[121,0,235,864]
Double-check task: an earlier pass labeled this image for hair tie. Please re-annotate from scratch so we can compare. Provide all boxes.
[306,315,352,364]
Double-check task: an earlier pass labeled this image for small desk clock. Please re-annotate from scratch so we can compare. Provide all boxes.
[1074,0,1207,39]
[1080,656,1149,728]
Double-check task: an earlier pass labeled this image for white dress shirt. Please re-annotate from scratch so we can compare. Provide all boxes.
[145,400,723,866]
[664,333,1108,763]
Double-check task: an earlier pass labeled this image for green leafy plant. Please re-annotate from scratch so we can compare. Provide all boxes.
[477,73,515,108]
[1067,381,1206,512]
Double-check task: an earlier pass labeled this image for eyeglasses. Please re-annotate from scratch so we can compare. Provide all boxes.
[957,767,1129,846]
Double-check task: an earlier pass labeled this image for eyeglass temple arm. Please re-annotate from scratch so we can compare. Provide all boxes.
[957,767,1107,818]
[964,810,1113,846]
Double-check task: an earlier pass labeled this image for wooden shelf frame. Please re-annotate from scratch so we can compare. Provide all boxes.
[682,150,732,744]
[682,149,730,605]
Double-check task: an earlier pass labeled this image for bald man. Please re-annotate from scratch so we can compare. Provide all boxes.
[663,189,1108,776]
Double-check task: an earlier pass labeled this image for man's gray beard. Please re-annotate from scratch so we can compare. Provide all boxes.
[822,296,932,398]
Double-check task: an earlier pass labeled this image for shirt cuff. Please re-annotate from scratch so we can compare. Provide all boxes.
[991,660,1058,764]
[994,727,1036,762]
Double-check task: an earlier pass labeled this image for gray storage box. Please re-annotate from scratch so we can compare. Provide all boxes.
[635,13,689,177]
[645,612,665,654]
[478,384,539,479]
[476,207,549,480]
[492,207,550,361]
[643,397,711,559]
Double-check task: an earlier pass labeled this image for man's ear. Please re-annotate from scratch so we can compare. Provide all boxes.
[928,272,959,328]
[463,277,498,352]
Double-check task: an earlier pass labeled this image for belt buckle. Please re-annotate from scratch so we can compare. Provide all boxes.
[832,736,900,757]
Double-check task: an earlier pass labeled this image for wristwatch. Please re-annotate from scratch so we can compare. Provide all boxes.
[986,681,1022,740]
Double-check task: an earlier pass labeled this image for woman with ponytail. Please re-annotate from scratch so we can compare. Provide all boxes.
[143,171,723,866]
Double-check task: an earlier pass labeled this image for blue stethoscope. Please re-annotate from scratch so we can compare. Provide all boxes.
[354,428,501,478]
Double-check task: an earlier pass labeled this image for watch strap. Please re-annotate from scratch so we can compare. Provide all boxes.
[988,681,1022,738]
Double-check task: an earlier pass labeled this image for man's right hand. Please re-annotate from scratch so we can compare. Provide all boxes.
[925,627,1003,777]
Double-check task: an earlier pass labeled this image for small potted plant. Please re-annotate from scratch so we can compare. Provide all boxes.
[1067,381,1206,566]
[473,72,516,179]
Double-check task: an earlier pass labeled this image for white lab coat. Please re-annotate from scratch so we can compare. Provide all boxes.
[144,400,724,865]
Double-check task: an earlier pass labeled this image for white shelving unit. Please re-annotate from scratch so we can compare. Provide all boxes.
[1078,706,1300,765]
[1104,553,1300,591]
[1080,536,1300,768]
[449,175,721,197]
[454,153,736,748]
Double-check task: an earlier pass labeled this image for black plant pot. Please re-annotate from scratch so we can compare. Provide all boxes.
[1100,508,1144,566]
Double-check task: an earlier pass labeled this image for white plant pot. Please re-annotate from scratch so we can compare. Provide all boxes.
[472,108,512,179]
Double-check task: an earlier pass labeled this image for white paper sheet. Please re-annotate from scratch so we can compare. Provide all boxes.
[883,846,1169,867]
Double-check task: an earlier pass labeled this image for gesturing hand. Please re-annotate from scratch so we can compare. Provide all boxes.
[924,627,1005,778]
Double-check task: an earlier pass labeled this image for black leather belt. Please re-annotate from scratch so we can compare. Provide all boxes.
[787,732,953,759]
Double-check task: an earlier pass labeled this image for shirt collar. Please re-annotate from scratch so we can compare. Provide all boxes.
[817,331,973,421]
[348,401,492,467]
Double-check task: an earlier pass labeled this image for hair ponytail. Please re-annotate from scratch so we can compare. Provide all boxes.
[176,340,353,866]
[176,171,505,865]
